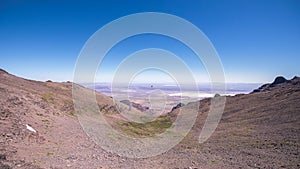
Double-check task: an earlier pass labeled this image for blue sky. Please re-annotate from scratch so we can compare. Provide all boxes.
[0,0,299,83]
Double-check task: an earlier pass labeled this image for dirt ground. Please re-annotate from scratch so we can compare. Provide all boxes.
[1,69,299,169]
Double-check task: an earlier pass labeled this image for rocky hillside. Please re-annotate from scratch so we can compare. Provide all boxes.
[0,69,299,169]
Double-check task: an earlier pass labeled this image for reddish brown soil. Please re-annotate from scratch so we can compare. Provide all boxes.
[1,69,299,169]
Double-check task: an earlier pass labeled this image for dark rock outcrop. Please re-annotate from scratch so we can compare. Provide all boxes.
[214,93,221,97]
[171,103,185,111]
[252,76,300,93]
[269,76,287,87]
[0,69,8,74]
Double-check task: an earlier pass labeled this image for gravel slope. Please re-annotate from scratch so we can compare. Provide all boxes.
[1,69,299,169]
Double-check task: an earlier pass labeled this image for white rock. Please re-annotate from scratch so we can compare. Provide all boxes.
[26,124,36,133]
